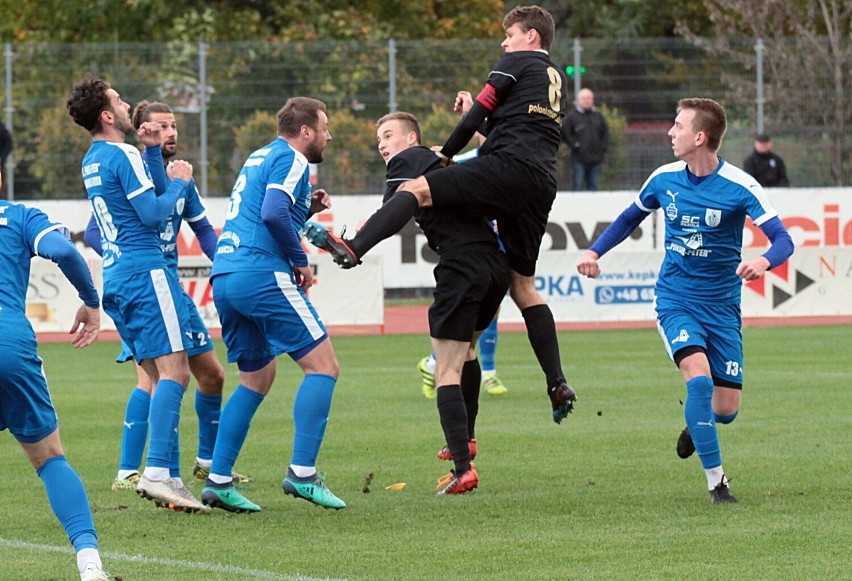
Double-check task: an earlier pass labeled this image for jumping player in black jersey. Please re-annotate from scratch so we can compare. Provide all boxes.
[374,111,508,495]
[308,5,577,424]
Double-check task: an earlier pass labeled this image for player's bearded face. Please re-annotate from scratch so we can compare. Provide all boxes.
[305,112,331,164]
[112,107,133,135]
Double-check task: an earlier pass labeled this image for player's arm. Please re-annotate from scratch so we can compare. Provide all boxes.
[736,216,794,281]
[129,160,192,227]
[439,85,495,159]
[576,203,650,279]
[187,216,218,262]
[84,214,103,256]
[143,145,168,195]
[260,186,311,289]
[36,229,101,348]
[183,180,218,261]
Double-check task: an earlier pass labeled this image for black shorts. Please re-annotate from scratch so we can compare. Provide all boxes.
[425,152,556,277]
[428,243,510,342]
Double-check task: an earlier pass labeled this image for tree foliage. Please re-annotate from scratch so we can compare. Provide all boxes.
[0,0,504,43]
[676,0,851,185]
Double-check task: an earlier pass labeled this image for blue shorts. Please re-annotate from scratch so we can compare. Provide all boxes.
[115,288,213,363]
[655,294,744,387]
[212,270,328,365]
[103,268,192,363]
[0,340,58,443]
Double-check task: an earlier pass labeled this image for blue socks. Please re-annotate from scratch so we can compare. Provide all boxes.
[684,376,721,469]
[195,390,223,461]
[119,387,150,472]
[291,374,337,468]
[478,317,498,373]
[38,456,98,551]
[146,379,185,469]
[210,384,265,479]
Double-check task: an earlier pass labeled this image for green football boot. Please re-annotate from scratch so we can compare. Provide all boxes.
[282,469,346,510]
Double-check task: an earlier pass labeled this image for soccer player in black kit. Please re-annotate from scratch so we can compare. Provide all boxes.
[373,111,508,495]
[309,5,577,424]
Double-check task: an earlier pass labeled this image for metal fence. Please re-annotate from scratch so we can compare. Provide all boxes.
[2,36,848,200]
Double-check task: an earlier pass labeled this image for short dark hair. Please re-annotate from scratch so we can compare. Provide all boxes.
[503,5,555,51]
[276,97,327,137]
[755,133,771,142]
[67,75,112,134]
[132,100,173,130]
[677,97,727,152]
[376,111,421,144]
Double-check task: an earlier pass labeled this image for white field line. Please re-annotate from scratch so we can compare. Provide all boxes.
[0,538,348,581]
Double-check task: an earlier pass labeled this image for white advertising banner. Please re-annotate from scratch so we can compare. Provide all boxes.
[22,187,852,332]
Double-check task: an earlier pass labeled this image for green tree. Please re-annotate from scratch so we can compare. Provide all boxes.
[676,0,851,185]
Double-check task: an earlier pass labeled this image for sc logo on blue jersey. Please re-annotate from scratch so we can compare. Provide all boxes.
[680,215,700,229]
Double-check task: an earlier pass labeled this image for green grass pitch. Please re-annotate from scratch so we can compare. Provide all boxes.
[1,325,849,580]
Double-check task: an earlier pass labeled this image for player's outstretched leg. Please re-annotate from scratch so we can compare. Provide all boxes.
[304,222,361,269]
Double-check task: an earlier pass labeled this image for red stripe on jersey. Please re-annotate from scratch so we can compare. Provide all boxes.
[476,84,499,111]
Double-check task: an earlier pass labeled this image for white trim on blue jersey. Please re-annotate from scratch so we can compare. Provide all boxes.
[150,268,186,353]
[32,224,66,256]
[638,158,781,303]
[109,143,155,200]
[717,162,777,226]
[274,271,324,340]
[267,150,308,206]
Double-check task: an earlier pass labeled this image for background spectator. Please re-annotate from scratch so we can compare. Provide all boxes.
[743,133,789,187]
[561,87,609,191]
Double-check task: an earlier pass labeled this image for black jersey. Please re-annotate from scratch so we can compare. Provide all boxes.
[476,50,568,179]
[385,146,498,254]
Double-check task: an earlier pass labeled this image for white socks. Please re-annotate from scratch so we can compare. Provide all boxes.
[705,466,726,490]
[77,548,102,574]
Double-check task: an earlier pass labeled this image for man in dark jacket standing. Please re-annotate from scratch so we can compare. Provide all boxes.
[743,134,789,187]
[561,87,608,191]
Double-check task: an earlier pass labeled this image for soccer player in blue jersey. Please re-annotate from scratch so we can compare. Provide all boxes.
[576,98,795,503]
[199,97,344,513]
[307,6,577,425]
[67,75,207,513]
[0,172,110,581]
[84,100,249,495]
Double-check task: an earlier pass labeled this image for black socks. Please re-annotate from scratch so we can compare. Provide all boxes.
[522,304,565,388]
[436,385,471,475]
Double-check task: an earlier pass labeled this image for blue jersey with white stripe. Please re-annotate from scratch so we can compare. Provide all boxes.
[212,137,311,275]
[82,140,166,277]
[160,177,207,269]
[0,202,65,319]
[636,158,778,303]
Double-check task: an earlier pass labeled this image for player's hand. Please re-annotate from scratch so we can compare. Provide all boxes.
[736,256,771,281]
[293,264,313,291]
[310,188,332,214]
[454,91,473,115]
[70,304,100,349]
[137,121,163,147]
[576,250,601,279]
[167,160,193,182]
